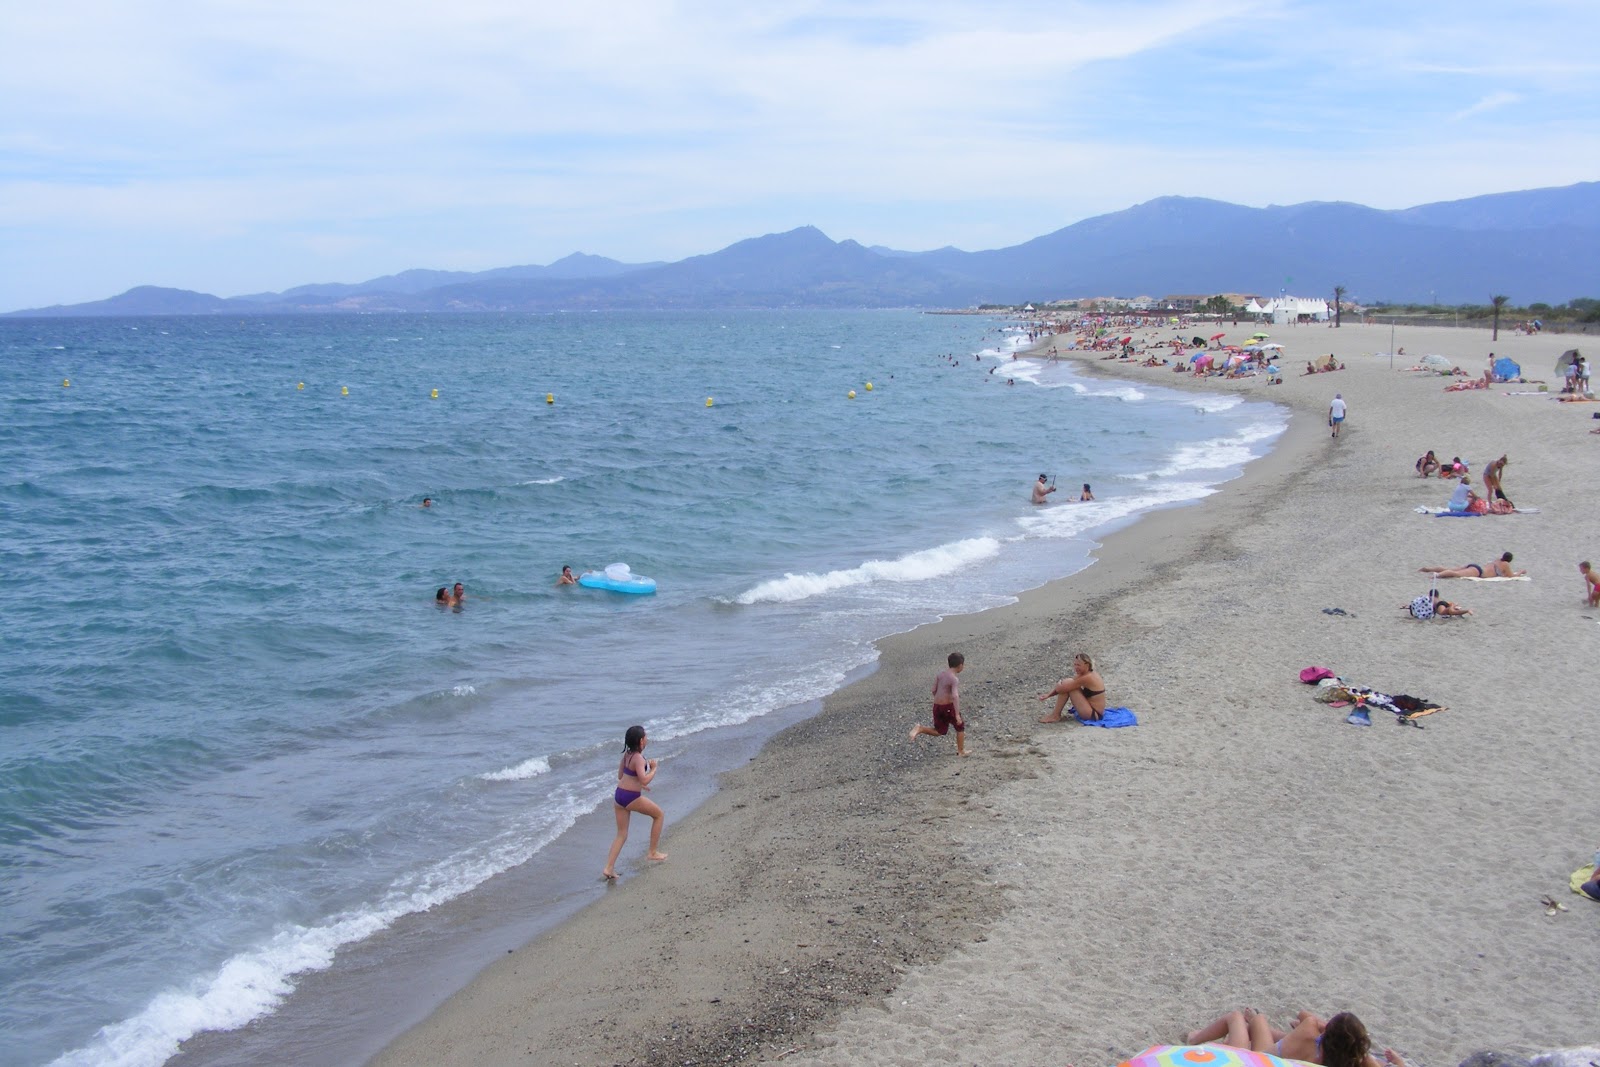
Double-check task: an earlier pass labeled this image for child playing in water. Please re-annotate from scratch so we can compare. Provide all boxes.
[910,652,967,756]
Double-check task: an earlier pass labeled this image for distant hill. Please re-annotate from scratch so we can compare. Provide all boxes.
[10,181,1598,316]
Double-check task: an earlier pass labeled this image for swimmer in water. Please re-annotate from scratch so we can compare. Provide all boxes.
[1032,474,1056,505]
[557,566,578,586]
[1080,483,1094,501]
[421,497,432,508]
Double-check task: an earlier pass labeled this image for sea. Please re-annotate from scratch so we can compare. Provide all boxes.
[0,310,1285,1067]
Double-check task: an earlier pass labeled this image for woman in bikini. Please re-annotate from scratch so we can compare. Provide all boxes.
[601,724,668,880]
[1036,653,1106,723]
[1186,1009,1405,1067]
[1421,551,1525,579]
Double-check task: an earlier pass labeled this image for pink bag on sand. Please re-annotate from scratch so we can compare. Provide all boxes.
[1299,666,1335,683]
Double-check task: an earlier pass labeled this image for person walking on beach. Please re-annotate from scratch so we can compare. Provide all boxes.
[910,652,967,756]
[1328,393,1347,438]
[602,724,668,880]
[1032,474,1056,504]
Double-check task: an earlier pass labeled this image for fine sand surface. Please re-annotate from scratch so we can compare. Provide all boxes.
[369,323,1598,1067]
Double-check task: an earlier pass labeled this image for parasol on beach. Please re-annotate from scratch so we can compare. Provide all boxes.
[1260,342,1284,350]
[1210,332,1226,340]
[1556,349,1581,374]
[1250,331,1270,339]
[1420,353,1454,371]
[1119,1046,1301,1067]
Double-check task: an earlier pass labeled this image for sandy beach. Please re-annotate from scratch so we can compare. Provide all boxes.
[369,322,1599,1067]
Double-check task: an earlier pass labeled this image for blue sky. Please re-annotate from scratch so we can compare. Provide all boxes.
[2,0,1597,310]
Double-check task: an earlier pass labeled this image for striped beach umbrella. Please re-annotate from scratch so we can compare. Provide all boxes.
[1118,1046,1301,1067]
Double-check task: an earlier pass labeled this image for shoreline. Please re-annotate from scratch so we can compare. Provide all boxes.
[370,322,1598,1066]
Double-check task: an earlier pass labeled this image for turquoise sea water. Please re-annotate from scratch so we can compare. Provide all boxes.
[0,311,1284,1066]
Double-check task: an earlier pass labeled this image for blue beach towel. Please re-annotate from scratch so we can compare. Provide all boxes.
[1435,511,1482,518]
[1082,706,1137,728]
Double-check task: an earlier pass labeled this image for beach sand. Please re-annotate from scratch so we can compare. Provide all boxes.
[369,323,1599,1067]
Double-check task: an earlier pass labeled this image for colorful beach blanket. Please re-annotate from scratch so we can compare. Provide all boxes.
[1082,706,1137,728]
[1570,865,1597,899]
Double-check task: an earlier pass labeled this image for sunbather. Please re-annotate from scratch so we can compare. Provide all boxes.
[1036,653,1106,723]
[1446,477,1478,512]
[1422,552,1525,579]
[1186,1009,1405,1067]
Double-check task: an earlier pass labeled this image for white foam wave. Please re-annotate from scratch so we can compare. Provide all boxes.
[478,755,551,782]
[451,684,476,697]
[518,476,563,485]
[1192,395,1243,413]
[734,537,1000,605]
[1127,420,1286,481]
[1014,482,1220,539]
[49,778,605,1067]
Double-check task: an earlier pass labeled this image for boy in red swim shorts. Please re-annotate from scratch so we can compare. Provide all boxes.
[909,652,967,756]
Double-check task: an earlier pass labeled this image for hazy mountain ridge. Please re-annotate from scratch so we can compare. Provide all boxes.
[10,182,1598,316]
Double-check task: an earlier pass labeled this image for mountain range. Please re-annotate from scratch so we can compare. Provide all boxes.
[10,181,1598,316]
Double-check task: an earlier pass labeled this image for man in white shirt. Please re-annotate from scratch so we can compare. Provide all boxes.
[1328,393,1347,438]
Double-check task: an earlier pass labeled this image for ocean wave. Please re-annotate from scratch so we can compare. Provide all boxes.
[1191,395,1243,413]
[517,476,564,486]
[733,537,1000,605]
[478,755,551,782]
[1014,481,1219,539]
[1127,420,1286,480]
[46,777,605,1067]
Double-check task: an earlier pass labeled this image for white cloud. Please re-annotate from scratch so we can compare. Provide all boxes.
[2,0,1598,308]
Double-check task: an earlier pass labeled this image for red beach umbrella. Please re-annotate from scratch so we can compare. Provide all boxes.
[1210,332,1226,340]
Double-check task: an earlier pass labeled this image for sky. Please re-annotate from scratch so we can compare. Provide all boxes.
[2,0,1597,310]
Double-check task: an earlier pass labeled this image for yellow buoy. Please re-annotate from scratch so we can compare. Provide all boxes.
[848,389,856,399]
[430,388,439,399]
[296,382,304,390]
[341,386,349,396]
[62,378,70,388]
[706,397,714,407]
[865,382,873,391]
[546,393,554,405]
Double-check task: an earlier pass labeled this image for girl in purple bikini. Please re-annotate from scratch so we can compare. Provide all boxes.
[602,725,668,880]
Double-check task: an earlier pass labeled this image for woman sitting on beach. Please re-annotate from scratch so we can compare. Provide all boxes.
[1421,552,1525,579]
[1186,1009,1405,1067]
[1036,653,1106,723]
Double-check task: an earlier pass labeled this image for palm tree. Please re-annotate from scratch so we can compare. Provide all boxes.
[1490,295,1509,339]
[1332,285,1347,328]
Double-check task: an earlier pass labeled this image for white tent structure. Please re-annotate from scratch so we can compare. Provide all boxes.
[1249,296,1329,323]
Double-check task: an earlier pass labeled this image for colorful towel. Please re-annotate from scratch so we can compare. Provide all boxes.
[1082,706,1137,728]
[1571,865,1598,899]
[1434,511,1482,518]
[1461,575,1531,582]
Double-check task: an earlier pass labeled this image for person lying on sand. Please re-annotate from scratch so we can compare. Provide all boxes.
[1186,1009,1406,1067]
[1406,594,1471,617]
[1036,653,1106,723]
[1422,552,1525,579]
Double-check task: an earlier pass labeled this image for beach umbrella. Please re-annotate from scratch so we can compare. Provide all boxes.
[1210,332,1226,340]
[1556,349,1580,374]
[1420,353,1453,370]
[1119,1046,1301,1067]
[1260,342,1284,350]
[1249,331,1269,339]
[1493,356,1520,381]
